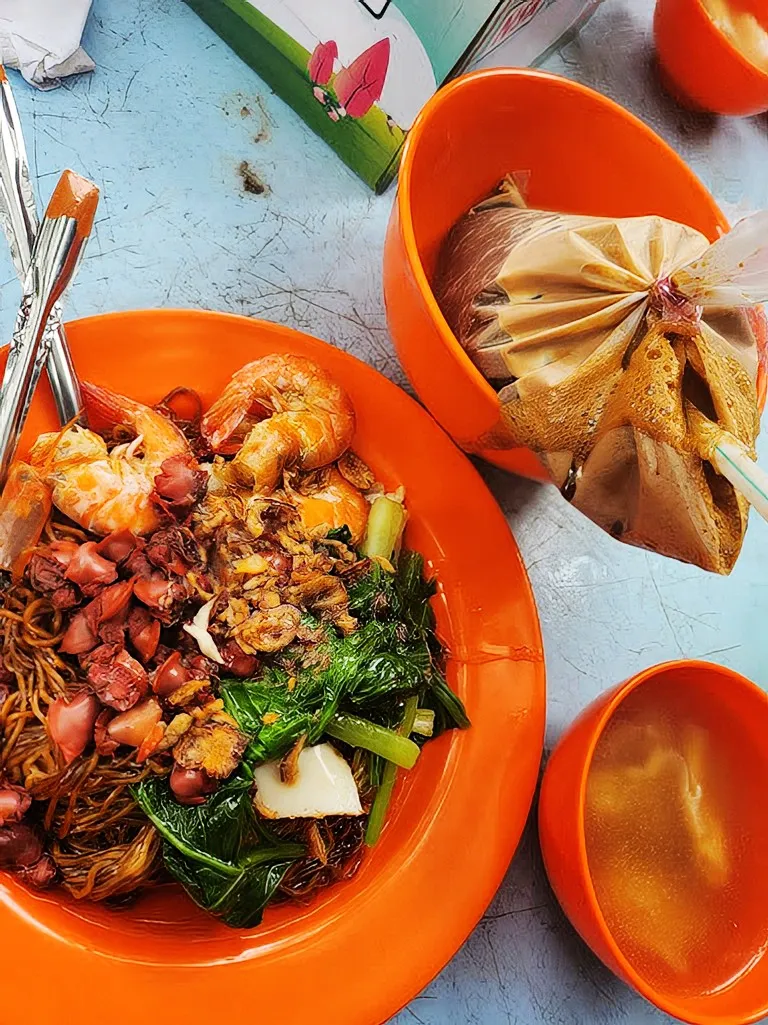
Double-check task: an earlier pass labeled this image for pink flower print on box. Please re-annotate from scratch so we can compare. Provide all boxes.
[334,37,390,118]
[307,39,338,84]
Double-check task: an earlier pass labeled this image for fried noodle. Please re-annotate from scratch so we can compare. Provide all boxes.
[0,512,369,908]
[0,520,163,901]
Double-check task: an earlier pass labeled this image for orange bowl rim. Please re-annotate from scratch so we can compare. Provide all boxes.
[688,0,768,83]
[395,67,731,406]
[571,658,768,1025]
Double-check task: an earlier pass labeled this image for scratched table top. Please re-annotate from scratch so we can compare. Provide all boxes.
[3,0,768,1023]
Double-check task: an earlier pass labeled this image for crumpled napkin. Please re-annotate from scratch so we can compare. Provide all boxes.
[0,0,94,90]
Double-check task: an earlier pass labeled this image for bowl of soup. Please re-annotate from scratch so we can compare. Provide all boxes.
[654,0,768,115]
[539,660,768,1024]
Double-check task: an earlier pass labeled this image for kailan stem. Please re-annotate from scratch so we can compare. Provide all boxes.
[365,697,418,847]
[327,710,420,769]
[361,495,407,561]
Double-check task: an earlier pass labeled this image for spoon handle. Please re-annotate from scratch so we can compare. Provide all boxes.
[0,170,99,485]
[0,65,84,426]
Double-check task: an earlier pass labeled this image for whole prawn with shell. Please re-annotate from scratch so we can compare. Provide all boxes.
[201,354,368,540]
[28,382,204,536]
[202,354,356,491]
[21,353,366,544]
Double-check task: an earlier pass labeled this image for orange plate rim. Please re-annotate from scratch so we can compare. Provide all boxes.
[0,308,546,1025]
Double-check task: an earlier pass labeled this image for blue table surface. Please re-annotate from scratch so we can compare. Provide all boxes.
[4,1,768,1023]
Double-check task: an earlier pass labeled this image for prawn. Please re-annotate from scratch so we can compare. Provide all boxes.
[289,467,369,544]
[0,461,52,575]
[201,355,355,492]
[28,382,199,536]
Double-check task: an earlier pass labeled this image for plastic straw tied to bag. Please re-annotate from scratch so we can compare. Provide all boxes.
[0,169,99,574]
[436,178,768,574]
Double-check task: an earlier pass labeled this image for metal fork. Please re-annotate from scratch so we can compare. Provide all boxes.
[0,64,83,426]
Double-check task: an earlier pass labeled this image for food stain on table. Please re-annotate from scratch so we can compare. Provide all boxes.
[238,159,270,196]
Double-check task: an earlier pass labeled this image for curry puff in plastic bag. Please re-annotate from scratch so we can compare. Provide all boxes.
[435,179,768,573]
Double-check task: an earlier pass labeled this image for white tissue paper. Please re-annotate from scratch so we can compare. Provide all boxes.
[0,0,94,90]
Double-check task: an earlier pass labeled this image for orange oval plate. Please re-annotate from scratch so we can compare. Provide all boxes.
[0,310,545,1025]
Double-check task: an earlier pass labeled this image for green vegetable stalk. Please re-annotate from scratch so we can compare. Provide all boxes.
[365,697,419,846]
[326,711,420,769]
[361,495,406,561]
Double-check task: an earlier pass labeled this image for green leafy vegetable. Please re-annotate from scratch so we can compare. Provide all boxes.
[220,552,469,766]
[133,775,304,928]
[420,671,471,734]
[135,774,252,870]
[348,553,470,735]
[162,844,295,929]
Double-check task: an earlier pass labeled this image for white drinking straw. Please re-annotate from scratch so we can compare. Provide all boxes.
[713,438,768,524]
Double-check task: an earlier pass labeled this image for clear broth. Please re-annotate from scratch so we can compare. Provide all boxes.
[584,674,768,998]
[701,0,768,71]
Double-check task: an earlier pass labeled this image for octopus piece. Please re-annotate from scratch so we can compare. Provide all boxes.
[47,692,100,765]
[0,781,31,826]
[170,766,218,806]
[127,606,161,663]
[0,821,43,869]
[219,638,259,678]
[64,542,118,595]
[96,528,140,564]
[151,651,190,698]
[144,525,202,576]
[85,645,149,712]
[133,572,190,626]
[94,710,120,757]
[16,854,56,889]
[26,541,79,610]
[60,578,135,655]
[152,454,207,521]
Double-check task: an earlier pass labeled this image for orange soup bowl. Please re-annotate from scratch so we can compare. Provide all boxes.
[539,660,768,1025]
[383,68,759,482]
[654,0,768,116]
[0,309,545,1025]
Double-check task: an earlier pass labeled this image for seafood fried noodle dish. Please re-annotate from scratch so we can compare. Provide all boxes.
[0,355,468,927]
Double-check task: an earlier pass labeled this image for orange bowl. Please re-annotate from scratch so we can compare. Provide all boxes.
[383,68,756,481]
[654,0,768,116]
[539,660,768,1025]
[0,309,545,1025]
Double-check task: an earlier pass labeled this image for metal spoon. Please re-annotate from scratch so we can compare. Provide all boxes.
[0,169,99,486]
[0,64,83,426]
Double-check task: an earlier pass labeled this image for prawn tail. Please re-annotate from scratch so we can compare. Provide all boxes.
[28,431,62,474]
[0,461,52,576]
[82,380,145,431]
[201,392,250,453]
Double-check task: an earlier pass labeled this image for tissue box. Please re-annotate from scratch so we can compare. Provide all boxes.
[185,0,599,193]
